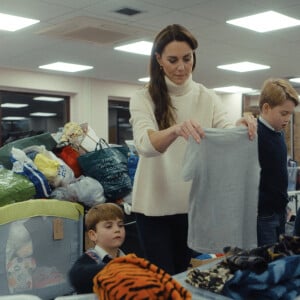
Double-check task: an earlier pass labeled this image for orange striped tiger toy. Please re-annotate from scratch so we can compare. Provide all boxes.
[93,253,192,299]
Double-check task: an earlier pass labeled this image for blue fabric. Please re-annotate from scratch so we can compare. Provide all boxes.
[127,151,139,184]
[15,163,52,198]
[223,255,300,300]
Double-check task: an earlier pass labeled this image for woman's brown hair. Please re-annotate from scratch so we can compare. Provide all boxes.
[148,24,198,129]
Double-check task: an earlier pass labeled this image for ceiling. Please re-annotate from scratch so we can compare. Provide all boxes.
[1,0,300,92]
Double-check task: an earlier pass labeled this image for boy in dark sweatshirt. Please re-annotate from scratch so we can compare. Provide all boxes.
[257,78,299,247]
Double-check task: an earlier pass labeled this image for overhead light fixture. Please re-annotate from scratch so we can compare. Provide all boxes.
[138,77,150,82]
[114,41,153,56]
[39,62,93,72]
[217,61,270,72]
[1,102,28,108]
[289,78,300,83]
[0,12,40,32]
[30,112,57,117]
[33,96,64,102]
[213,86,255,94]
[226,11,300,33]
[2,116,27,120]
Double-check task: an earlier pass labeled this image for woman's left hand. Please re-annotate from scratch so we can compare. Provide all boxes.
[236,114,257,140]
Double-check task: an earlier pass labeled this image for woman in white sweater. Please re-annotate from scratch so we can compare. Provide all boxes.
[129,24,256,275]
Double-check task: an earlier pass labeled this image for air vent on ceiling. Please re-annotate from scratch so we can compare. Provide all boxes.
[114,7,142,16]
[37,16,154,45]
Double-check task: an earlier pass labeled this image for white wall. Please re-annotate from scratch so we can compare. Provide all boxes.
[219,93,243,123]
[0,67,242,140]
[0,67,140,140]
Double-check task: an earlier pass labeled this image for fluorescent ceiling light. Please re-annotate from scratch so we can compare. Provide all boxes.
[226,11,300,33]
[34,96,64,102]
[213,86,255,94]
[217,61,270,72]
[2,116,27,120]
[289,78,300,83]
[138,77,150,82]
[30,112,57,117]
[0,13,39,32]
[1,102,28,108]
[115,41,153,56]
[39,62,93,72]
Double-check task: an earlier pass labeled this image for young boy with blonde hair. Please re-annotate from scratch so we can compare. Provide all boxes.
[69,203,126,294]
[257,78,299,246]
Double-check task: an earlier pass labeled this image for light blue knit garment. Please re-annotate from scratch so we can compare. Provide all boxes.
[182,127,259,253]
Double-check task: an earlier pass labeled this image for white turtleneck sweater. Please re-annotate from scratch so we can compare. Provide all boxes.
[129,75,233,216]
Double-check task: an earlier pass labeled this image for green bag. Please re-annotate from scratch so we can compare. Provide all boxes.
[0,167,36,207]
[78,139,132,201]
[0,132,57,169]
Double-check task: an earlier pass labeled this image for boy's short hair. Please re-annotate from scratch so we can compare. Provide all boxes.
[85,203,124,231]
[259,78,299,111]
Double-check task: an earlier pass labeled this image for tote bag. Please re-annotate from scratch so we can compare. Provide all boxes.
[77,139,132,201]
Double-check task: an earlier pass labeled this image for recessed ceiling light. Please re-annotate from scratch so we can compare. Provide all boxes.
[0,13,39,32]
[226,11,300,33]
[39,62,93,72]
[33,96,64,102]
[30,112,57,117]
[289,78,300,83]
[1,102,28,108]
[213,86,255,93]
[138,77,150,82]
[2,116,27,120]
[114,41,153,56]
[217,61,270,72]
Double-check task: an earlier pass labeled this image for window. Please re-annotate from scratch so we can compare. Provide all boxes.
[0,90,69,146]
[108,99,132,145]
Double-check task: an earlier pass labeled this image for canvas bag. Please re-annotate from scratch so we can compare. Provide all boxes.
[77,139,132,201]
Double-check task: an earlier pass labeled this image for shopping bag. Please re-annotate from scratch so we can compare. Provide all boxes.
[77,139,132,201]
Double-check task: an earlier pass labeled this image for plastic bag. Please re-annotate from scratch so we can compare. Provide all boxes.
[11,147,52,198]
[0,166,36,206]
[50,176,106,207]
[55,145,82,178]
[23,145,75,188]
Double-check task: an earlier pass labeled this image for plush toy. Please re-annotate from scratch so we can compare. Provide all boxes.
[6,221,36,293]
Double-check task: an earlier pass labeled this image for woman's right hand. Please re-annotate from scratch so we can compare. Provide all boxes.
[174,119,205,143]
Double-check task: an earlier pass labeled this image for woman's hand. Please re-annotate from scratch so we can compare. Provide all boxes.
[236,114,257,140]
[175,119,205,143]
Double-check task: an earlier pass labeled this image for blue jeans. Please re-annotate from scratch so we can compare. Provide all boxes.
[257,211,286,247]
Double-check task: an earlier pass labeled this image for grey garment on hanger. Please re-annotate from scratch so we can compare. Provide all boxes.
[182,127,259,253]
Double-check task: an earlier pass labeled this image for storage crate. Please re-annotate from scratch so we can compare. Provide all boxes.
[0,199,84,300]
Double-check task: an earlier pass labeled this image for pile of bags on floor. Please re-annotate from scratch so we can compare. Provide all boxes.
[0,122,138,209]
